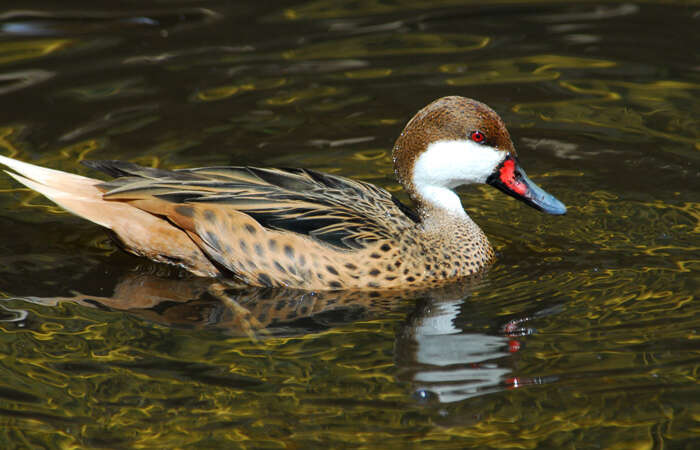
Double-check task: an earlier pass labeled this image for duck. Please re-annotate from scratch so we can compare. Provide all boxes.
[0,96,566,290]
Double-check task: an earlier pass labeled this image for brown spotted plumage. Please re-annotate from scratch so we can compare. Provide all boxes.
[0,96,566,290]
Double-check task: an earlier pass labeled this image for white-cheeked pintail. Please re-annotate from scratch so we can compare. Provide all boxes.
[0,96,566,290]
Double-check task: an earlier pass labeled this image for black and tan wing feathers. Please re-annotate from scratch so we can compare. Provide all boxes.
[88,163,416,251]
[79,161,420,289]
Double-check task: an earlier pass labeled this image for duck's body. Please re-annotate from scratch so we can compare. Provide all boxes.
[0,97,566,290]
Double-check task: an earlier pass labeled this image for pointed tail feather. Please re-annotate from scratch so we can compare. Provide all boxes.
[0,155,219,277]
[1,155,114,227]
[0,155,97,192]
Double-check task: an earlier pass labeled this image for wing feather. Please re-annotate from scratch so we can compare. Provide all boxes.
[87,162,418,252]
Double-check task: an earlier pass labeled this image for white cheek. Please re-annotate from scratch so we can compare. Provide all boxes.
[413,140,505,188]
[411,140,505,216]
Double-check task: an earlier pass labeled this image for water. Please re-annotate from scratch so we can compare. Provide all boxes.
[0,1,698,448]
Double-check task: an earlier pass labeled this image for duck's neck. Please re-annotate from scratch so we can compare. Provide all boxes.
[413,185,468,220]
[409,189,483,239]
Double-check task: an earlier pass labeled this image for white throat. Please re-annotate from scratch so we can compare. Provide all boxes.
[411,139,505,217]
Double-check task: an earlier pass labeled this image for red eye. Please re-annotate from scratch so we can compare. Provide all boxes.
[470,130,485,143]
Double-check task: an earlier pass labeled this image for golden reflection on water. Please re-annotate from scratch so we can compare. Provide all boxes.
[443,55,616,86]
[343,68,393,79]
[264,85,345,105]
[195,78,288,102]
[1,257,698,448]
[514,79,700,146]
[59,78,149,101]
[0,39,73,66]
[0,126,21,157]
[282,33,489,59]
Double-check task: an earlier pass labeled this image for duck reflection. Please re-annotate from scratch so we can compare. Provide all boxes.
[398,297,513,403]
[3,269,556,403]
[396,296,558,403]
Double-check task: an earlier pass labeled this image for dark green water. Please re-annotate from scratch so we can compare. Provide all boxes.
[0,1,698,448]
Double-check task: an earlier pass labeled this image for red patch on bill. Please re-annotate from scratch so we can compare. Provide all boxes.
[499,159,527,195]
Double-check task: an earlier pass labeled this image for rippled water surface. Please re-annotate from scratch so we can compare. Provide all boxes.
[0,0,698,448]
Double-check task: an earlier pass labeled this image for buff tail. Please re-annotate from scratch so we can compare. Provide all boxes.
[0,155,219,277]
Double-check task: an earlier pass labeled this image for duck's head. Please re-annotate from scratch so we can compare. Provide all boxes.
[392,96,566,218]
